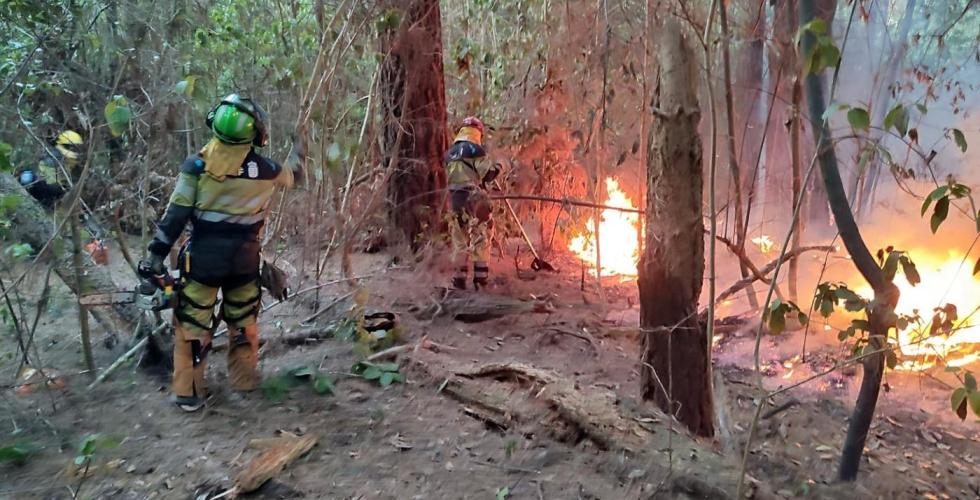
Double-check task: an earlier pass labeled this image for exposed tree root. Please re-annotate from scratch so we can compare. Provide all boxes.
[412,357,779,500]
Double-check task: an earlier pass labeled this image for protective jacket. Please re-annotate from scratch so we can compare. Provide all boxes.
[148,139,294,286]
[445,126,490,187]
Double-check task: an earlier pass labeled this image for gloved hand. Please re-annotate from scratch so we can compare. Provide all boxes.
[18,169,36,186]
[138,253,166,280]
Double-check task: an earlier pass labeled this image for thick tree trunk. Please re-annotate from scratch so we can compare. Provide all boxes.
[0,174,142,336]
[638,20,713,437]
[800,0,900,481]
[381,0,449,248]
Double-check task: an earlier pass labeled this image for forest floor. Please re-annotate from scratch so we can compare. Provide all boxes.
[1,241,979,499]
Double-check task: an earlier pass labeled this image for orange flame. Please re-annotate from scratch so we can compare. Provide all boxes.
[857,251,980,370]
[568,178,641,276]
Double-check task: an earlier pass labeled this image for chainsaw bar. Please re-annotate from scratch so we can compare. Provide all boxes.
[79,291,137,306]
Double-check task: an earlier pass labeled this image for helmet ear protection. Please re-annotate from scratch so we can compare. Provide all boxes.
[205,94,269,147]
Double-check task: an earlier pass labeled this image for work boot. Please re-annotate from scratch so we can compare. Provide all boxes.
[228,325,260,391]
[173,325,209,412]
[473,262,489,290]
[452,265,468,290]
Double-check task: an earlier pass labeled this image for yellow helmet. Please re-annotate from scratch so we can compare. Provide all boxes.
[55,130,84,163]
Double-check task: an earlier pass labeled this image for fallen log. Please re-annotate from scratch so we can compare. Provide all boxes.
[0,175,143,336]
[412,290,541,323]
[233,434,317,494]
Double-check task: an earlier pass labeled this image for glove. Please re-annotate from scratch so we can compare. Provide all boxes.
[138,254,166,280]
[18,169,36,186]
[481,164,501,189]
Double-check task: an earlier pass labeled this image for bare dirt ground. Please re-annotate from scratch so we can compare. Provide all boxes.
[1,244,978,499]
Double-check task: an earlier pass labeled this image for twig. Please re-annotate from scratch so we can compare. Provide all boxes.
[472,459,541,475]
[761,399,800,420]
[490,194,643,214]
[86,322,168,390]
[300,291,354,324]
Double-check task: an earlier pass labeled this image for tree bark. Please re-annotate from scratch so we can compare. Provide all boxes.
[799,0,900,481]
[381,0,449,248]
[789,75,803,303]
[0,174,142,337]
[638,20,713,437]
[719,2,757,309]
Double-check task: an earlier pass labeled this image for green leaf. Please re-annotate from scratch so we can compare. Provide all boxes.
[847,107,870,132]
[951,128,967,153]
[795,18,828,44]
[289,366,315,379]
[915,103,928,115]
[74,455,88,466]
[952,387,968,420]
[900,256,921,286]
[104,95,132,137]
[375,362,400,372]
[496,486,510,500]
[379,371,395,387]
[930,196,949,234]
[970,391,980,417]
[260,375,292,402]
[78,434,99,456]
[921,186,949,216]
[882,252,901,282]
[0,142,12,172]
[837,329,850,341]
[361,366,382,380]
[884,104,909,137]
[313,375,336,395]
[0,445,31,465]
[966,373,977,392]
[819,297,835,318]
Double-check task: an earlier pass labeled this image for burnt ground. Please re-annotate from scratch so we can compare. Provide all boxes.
[1,243,978,500]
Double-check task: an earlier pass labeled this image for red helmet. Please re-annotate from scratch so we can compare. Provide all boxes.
[461,116,484,134]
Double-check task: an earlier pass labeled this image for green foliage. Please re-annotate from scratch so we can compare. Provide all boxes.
[950,129,967,153]
[0,142,12,172]
[874,248,920,286]
[0,443,35,465]
[813,282,869,318]
[798,19,840,75]
[104,95,132,137]
[920,181,975,234]
[846,107,870,132]
[883,104,909,138]
[951,372,980,421]
[74,433,120,467]
[495,486,510,500]
[763,299,808,335]
[352,361,404,388]
[4,242,33,260]
[261,365,337,402]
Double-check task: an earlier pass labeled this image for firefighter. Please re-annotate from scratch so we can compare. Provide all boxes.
[17,130,84,208]
[139,94,297,412]
[444,116,499,290]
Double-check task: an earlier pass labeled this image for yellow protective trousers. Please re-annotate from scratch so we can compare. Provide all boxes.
[449,186,492,288]
[172,278,261,400]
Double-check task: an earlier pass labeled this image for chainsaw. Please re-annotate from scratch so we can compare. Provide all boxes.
[79,271,178,311]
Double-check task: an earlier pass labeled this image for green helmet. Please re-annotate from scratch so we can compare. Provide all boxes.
[205,94,269,146]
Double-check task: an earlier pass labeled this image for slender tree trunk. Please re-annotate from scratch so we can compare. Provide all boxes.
[719,2,757,309]
[381,0,449,248]
[800,0,900,481]
[789,75,803,303]
[70,216,95,376]
[639,20,713,437]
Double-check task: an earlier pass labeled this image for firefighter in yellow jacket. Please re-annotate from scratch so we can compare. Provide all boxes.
[445,117,499,290]
[17,130,84,208]
[139,94,297,412]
